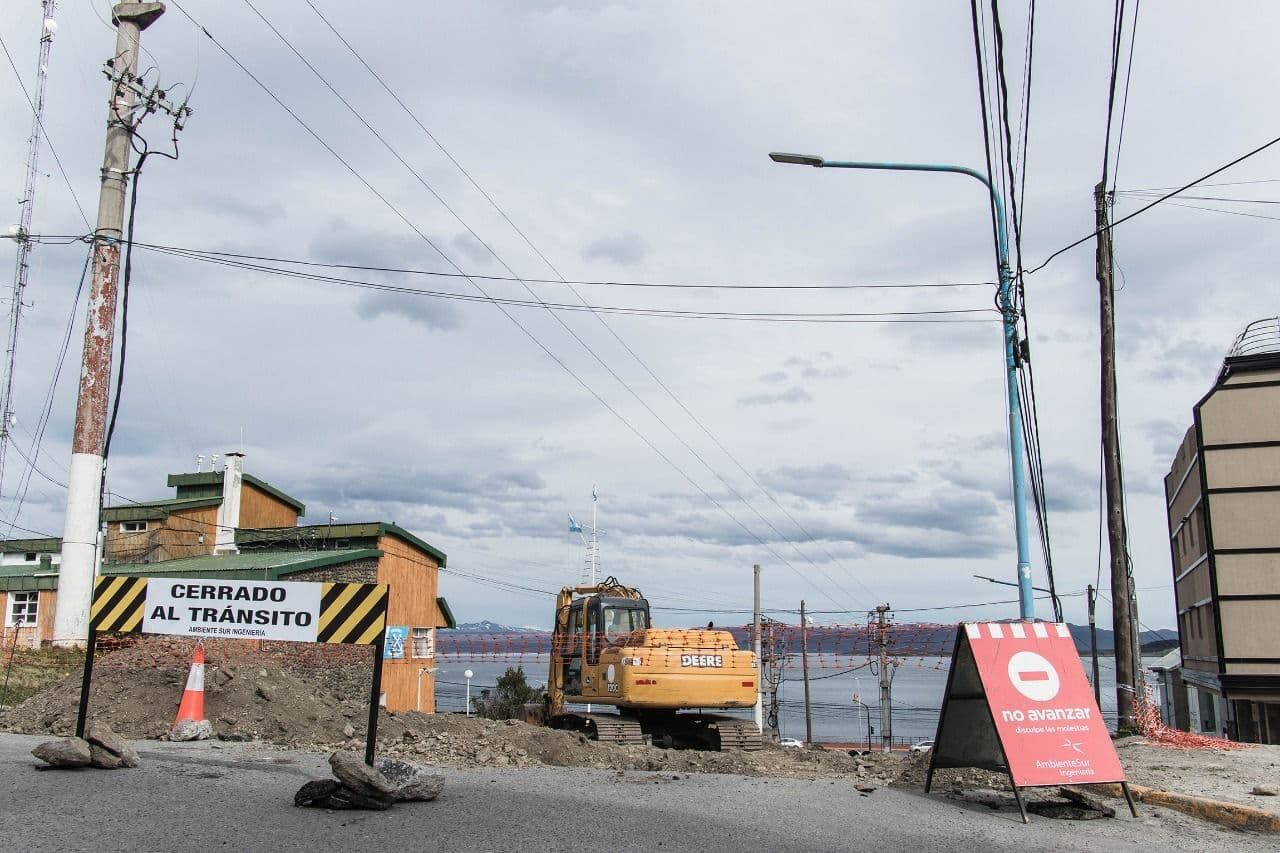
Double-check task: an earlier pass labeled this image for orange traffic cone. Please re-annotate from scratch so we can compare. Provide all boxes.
[170,644,212,741]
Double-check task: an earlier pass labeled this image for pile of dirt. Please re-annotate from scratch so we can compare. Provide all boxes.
[891,748,1009,792]
[378,712,903,781]
[0,661,905,780]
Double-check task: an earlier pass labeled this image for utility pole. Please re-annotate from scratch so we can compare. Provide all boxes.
[875,604,892,753]
[1088,584,1101,708]
[1095,181,1139,731]
[753,563,762,733]
[52,2,166,647]
[799,599,812,746]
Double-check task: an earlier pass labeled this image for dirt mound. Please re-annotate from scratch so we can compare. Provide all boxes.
[379,713,902,780]
[0,659,911,780]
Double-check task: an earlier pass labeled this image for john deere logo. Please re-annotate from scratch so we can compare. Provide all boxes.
[680,654,724,668]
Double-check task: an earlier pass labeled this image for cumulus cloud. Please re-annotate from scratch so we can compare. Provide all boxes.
[582,232,651,266]
[737,386,812,406]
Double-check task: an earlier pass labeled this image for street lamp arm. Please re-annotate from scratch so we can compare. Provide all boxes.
[768,149,1035,622]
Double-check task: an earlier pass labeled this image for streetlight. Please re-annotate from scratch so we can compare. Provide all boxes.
[464,669,474,717]
[769,151,1035,621]
[851,692,873,752]
[416,666,438,713]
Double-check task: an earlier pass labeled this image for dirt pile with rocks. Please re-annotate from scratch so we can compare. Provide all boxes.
[0,660,904,780]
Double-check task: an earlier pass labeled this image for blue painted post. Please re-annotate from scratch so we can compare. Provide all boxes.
[771,156,1036,620]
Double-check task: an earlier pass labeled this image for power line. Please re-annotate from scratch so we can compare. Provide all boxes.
[127,242,994,323]
[0,27,91,229]
[48,240,989,291]
[238,1,896,612]
[1026,131,1280,275]
[1110,0,1142,192]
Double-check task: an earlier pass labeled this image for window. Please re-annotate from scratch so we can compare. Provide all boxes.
[23,552,37,562]
[7,591,38,626]
[411,627,435,658]
[119,521,148,533]
[602,605,648,646]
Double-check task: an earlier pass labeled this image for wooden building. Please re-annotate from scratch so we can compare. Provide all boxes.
[1,460,456,711]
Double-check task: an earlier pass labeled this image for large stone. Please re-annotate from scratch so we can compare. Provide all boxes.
[1252,784,1278,796]
[375,757,445,802]
[85,721,140,768]
[329,751,396,800]
[89,744,124,769]
[170,719,214,742]
[294,779,393,811]
[31,738,92,768]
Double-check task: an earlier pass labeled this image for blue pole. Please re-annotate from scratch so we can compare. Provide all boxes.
[813,159,1036,621]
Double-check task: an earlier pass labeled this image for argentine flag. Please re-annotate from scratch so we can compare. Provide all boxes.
[568,514,583,534]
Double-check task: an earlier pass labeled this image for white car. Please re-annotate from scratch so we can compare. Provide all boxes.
[779,737,805,748]
[909,740,934,753]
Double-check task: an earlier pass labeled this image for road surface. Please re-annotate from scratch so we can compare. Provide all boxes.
[0,733,1264,852]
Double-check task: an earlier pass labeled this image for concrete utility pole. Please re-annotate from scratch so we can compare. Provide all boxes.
[1095,181,1140,731]
[875,604,892,753]
[53,2,165,647]
[799,599,812,746]
[753,564,762,733]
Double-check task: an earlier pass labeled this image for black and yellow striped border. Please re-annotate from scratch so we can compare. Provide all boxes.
[90,576,148,633]
[318,582,388,645]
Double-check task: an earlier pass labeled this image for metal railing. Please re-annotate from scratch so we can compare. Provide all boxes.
[1228,317,1280,358]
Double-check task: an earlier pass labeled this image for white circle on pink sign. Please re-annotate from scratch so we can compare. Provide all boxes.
[1007,650,1061,702]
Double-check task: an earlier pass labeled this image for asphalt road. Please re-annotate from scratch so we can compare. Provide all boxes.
[0,733,1266,852]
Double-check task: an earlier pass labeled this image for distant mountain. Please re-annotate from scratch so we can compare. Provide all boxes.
[442,620,1179,656]
[451,620,549,634]
[1066,624,1179,655]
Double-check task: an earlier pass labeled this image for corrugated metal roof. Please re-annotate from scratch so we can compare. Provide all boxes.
[104,548,383,580]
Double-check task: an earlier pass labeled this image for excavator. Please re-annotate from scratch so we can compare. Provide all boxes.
[526,577,762,750]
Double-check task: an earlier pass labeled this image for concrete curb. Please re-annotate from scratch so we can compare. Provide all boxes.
[1090,783,1280,834]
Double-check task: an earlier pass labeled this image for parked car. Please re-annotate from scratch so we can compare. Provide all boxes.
[909,740,934,753]
[779,737,805,749]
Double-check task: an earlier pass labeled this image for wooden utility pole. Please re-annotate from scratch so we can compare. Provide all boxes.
[1088,584,1102,708]
[799,600,813,746]
[54,2,167,646]
[753,564,762,733]
[1096,181,1139,731]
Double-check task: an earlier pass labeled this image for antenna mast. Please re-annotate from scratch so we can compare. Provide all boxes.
[1,2,60,495]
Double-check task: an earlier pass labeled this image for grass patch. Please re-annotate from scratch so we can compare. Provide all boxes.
[0,646,84,708]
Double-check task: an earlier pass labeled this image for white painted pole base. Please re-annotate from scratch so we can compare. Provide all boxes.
[52,452,104,647]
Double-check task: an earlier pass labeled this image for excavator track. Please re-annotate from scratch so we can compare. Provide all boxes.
[553,712,646,746]
[705,715,764,751]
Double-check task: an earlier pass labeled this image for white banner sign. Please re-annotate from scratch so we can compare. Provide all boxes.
[143,578,323,643]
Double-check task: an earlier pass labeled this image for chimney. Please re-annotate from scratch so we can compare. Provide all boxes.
[213,452,245,554]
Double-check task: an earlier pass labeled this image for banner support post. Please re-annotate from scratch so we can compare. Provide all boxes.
[365,636,385,766]
[74,627,98,738]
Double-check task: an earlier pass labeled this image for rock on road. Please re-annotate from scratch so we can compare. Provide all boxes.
[0,733,1266,852]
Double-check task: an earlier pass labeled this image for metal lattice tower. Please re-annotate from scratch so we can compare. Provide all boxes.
[1,1,60,497]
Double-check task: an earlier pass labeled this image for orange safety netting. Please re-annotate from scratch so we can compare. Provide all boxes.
[1135,688,1251,750]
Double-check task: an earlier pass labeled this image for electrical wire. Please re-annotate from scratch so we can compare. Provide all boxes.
[1026,131,1280,275]
[1109,0,1141,193]
[0,248,90,539]
[0,28,91,229]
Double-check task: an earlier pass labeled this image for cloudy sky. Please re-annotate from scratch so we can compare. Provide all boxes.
[2,2,1276,631]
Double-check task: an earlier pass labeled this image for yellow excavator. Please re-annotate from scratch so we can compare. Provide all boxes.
[526,577,761,750]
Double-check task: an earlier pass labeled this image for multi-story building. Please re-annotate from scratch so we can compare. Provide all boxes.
[1164,318,1280,744]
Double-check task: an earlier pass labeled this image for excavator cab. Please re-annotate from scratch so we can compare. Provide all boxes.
[559,593,651,697]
